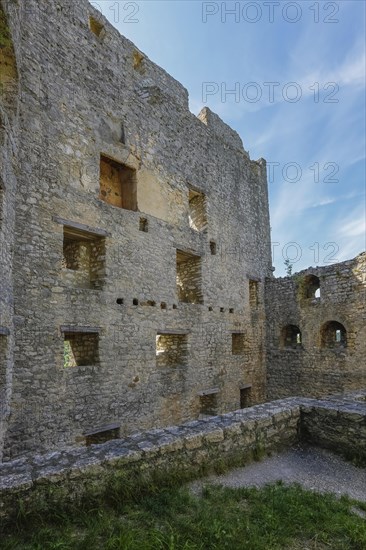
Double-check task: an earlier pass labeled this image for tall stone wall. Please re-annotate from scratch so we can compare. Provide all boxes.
[0,0,21,461]
[0,0,272,461]
[265,253,366,399]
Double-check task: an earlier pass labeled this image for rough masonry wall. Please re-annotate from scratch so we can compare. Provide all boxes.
[0,0,272,460]
[265,254,366,399]
[301,391,366,458]
[0,1,20,462]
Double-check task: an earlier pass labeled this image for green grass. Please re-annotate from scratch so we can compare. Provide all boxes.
[2,481,366,549]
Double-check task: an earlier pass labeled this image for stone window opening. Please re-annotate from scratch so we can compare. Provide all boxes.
[100,155,137,211]
[156,332,188,368]
[139,217,148,232]
[188,188,207,232]
[176,250,203,304]
[210,241,217,255]
[0,182,4,227]
[198,389,219,418]
[133,298,139,306]
[63,238,88,271]
[85,423,120,446]
[232,332,245,355]
[249,280,259,308]
[302,274,321,299]
[160,302,167,310]
[240,385,252,409]
[281,325,302,349]
[120,123,126,144]
[89,16,104,38]
[0,333,8,395]
[133,50,145,72]
[63,331,99,368]
[321,321,347,348]
[116,298,124,305]
[62,226,106,290]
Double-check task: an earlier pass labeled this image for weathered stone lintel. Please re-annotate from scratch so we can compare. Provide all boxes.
[60,326,101,334]
[53,216,111,238]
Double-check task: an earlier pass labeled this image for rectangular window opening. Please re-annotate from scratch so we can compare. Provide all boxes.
[85,424,120,446]
[63,332,99,367]
[0,184,4,227]
[188,188,207,232]
[100,155,137,211]
[156,333,188,368]
[232,333,245,355]
[249,280,259,308]
[240,386,252,409]
[0,334,7,393]
[176,249,203,304]
[139,217,148,232]
[199,392,218,418]
[89,16,104,37]
[62,226,105,289]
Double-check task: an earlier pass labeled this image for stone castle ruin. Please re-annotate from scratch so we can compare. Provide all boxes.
[0,0,365,483]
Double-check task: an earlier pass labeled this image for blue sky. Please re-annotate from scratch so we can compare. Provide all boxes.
[94,0,365,275]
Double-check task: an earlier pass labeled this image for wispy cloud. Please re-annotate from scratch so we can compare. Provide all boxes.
[338,214,366,239]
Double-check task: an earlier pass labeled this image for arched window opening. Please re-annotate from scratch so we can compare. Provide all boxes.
[302,274,320,299]
[321,321,347,348]
[281,324,302,349]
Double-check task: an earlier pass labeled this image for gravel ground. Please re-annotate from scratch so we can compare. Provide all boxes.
[190,445,366,503]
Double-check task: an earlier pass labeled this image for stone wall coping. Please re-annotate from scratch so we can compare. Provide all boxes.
[0,394,365,495]
[0,398,300,490]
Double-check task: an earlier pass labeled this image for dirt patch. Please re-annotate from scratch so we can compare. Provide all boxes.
[190,445,366,503]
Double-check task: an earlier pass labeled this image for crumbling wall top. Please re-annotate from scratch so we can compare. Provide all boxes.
[197,107,248,155]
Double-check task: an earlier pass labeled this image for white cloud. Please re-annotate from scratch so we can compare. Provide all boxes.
[338,215,366,239]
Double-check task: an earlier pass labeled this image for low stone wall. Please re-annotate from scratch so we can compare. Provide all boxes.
[0,399,300,519]
[301,390,366,458]
[0,393,365,521]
